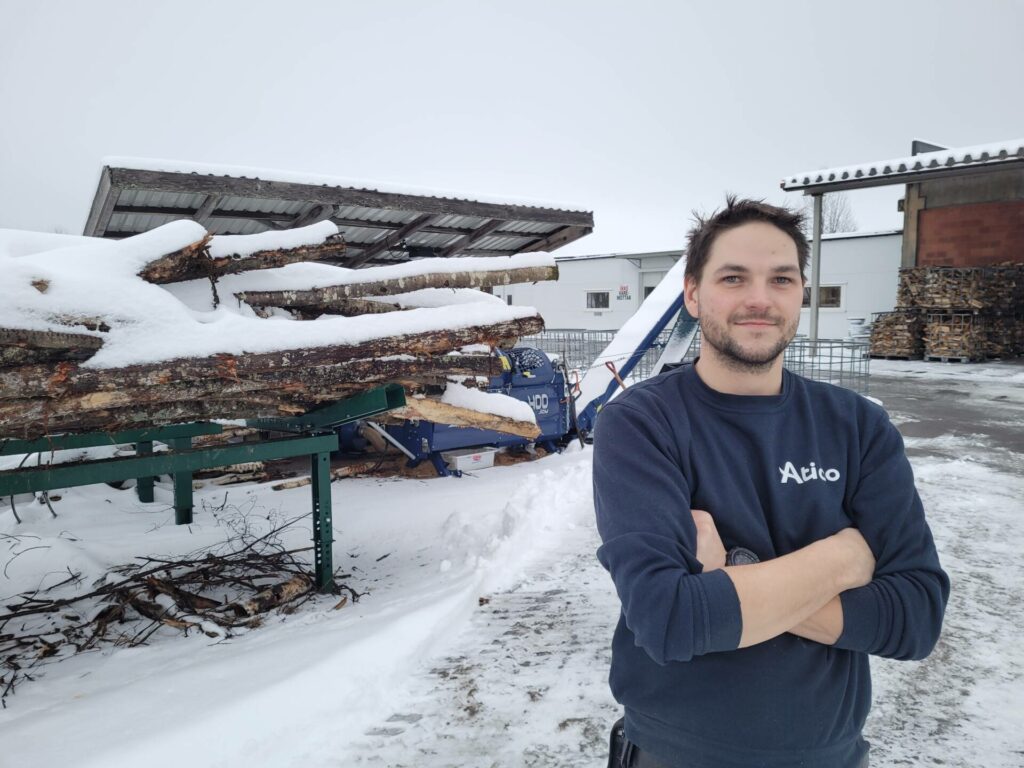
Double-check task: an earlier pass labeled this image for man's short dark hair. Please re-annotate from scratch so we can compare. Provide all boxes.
[684,195,809,284]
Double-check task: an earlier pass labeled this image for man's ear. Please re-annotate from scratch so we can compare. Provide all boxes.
[683,275,699,318]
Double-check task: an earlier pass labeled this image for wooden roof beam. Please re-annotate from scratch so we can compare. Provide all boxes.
[287,203,336,229]
[440,219,505,258]
[191,195,221,227]
[518,225,593,253]
[83,167,118,237]
[347,213,437,268]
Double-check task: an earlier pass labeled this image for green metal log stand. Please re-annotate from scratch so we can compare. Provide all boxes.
[135,440,155,503]
[0,384,407,594]
[168,436,194,524]
[310,452,333,590]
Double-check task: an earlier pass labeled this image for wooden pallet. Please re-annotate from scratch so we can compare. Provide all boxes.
[924,355,979,363]
[869,355,921,360]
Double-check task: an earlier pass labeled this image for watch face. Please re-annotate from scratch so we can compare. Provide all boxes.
[726,547,760,566]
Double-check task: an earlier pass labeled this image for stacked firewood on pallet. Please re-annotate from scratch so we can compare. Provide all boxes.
[0,220,554,442]
[871,263,1024,361]
[867,311,925,359]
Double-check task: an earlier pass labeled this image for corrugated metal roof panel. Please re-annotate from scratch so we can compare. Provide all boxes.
[334,205,417,225]
[430,213,490,230]
[782,137,1024,192]
[117,188,207,211]
[337,226,391,244]
[498,220,561,235]
[109,211,184,234]
[217,195,305,216]
[475,234,536,250]
[206,217,266,236]
[406,232,463,250]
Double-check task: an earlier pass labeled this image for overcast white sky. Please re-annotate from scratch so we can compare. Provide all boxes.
[2,0,1022,256]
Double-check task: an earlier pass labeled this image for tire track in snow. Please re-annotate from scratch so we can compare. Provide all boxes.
[343,519,622,767]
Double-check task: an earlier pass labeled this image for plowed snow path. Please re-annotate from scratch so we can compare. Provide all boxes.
[345,519,621,767]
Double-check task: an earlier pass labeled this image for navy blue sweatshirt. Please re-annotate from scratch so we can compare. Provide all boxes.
[593,363,949,768]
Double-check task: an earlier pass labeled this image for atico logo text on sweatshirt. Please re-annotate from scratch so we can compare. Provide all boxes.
[778,461,841,485]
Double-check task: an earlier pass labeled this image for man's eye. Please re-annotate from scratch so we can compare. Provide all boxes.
[773,276,794,284]
[722,276,742,283]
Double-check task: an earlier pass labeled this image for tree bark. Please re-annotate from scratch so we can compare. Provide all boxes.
[0,328,103,367]
[0,354,498,401]
[298,297,401,318]
[0,354,506,439]
[228,575,311,616]
[139,238,347,285]
[235,264,558,311]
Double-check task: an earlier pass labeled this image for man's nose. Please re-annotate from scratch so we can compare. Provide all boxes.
[742,281,773,309]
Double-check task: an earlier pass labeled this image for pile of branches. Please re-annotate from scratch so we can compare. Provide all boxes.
[0,512,358,706]
[0,227,550,440]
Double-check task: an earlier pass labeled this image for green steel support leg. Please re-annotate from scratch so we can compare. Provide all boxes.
[311,451,334,592]
[135,441,154,503]
[169,437,194,525]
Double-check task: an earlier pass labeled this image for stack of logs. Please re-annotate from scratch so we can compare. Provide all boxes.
[871,263,1024,361]
[0,233,554,441]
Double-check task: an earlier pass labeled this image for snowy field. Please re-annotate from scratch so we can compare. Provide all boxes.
[2,362,1023,767]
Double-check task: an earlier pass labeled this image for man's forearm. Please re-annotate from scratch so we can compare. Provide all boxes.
[723,531,870,649]
[788,596,844,645]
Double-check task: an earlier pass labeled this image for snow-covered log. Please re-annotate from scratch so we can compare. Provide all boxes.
[0,316,540,439]
[235,264,558,312]
[140,238,347,285]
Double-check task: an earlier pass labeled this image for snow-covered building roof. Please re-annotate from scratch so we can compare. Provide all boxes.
[782,137,1024,194]
[554,249,684,263]
[85,158,594,267]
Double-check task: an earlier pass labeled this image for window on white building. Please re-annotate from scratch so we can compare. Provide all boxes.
[802,285,843,309]
[586,291,610,309]
[506,295,513,306]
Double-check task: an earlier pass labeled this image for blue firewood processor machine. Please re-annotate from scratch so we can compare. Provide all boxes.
[338,346,573,477]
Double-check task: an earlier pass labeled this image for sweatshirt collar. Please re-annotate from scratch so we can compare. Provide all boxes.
[684,360,793,413]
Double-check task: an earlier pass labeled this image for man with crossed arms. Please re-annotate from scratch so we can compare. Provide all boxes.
[594,197,949,768]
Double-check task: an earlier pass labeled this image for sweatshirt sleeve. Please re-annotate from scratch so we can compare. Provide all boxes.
[593,399,742,664]
[835,408,950,660]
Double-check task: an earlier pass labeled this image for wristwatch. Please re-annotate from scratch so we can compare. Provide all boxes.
[726,546,760,566]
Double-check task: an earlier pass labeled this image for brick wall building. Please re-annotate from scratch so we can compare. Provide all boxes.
[904,167,1024,267]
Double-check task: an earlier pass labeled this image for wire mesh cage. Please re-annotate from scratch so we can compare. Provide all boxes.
[923,312,989,361]
[522,328,871,394]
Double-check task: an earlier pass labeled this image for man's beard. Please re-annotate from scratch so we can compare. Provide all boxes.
[698,309,798,373]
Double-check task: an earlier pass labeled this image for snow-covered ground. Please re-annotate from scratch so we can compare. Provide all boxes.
[2,362,1023,767]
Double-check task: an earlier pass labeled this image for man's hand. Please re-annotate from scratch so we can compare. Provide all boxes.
[691,509,726,571]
